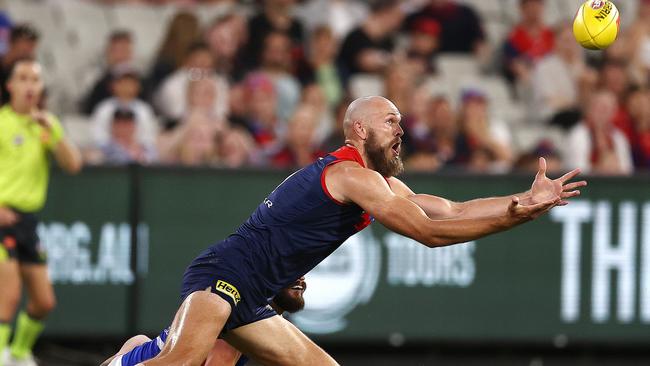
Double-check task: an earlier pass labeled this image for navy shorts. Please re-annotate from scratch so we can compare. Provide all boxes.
[181,244,276,332]
[0,211,46,264]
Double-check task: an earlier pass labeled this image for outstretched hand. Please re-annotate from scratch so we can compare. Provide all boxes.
[529,157,587,206]
[508,195,560,223]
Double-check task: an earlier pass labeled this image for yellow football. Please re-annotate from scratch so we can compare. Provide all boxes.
[573,0,620,50]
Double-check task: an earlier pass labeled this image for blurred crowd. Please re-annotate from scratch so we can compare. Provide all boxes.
[1,0,650,175]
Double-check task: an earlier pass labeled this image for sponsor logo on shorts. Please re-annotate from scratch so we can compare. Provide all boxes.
[3,236,16,249]
[215,280,241,305]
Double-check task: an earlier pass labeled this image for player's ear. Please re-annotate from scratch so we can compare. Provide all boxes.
[353,120,367,140]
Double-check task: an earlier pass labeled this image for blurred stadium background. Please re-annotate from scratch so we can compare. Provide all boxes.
[1,0,649,364]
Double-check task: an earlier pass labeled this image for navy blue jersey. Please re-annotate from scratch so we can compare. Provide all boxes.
[206,146,372,301]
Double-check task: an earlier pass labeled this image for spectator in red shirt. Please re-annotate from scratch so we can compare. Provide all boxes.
[600,60,635,143]
[503,0,554,85]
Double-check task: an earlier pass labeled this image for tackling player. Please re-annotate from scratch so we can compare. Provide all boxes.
[102,277,307,366]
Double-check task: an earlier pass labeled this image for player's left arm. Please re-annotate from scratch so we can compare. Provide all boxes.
[34,111,82,174]
[389,158,587,220]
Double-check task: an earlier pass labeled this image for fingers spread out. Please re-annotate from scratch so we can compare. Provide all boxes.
[560,190,581,199]
[558,168,581,183]
[562,180,587,191]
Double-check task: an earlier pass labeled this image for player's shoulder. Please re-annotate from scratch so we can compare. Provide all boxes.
[326,162,388,195]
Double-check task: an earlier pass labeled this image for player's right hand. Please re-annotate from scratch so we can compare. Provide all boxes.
[507,195,560,223]
[0,206,18,227]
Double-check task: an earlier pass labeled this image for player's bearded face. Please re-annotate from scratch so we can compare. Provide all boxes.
[273,278,306,313]
[365,129,403,177]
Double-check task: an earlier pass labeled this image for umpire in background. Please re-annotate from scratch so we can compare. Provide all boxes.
[0,58,81,366]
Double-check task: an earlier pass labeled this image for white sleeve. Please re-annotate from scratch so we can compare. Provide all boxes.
[563,124,592,173]
[613,131,634,174]
[489,118,512,146]
[155,74,185,120]
[214,76,230,121]
[136,103,160,147]
[90,101,113,146]
[530,60,556,122]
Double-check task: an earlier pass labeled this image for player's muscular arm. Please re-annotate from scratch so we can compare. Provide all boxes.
[388,158,587,220]
[325,163,561,247]
[389,177,530,220]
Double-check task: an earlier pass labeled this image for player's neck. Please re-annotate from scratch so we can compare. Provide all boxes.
[344,141,369,168]
[10,100,32,115]
[270,301,284,315]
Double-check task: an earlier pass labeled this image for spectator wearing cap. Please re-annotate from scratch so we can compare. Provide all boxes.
[406,0,486,56]
[154,42,229,124]
[564,90,633,175]
[81,30,137,115]
[0,24,39,104]
[90,65,158,149]
[100,107,157,165]
[502,0,554,86]
[406,18,441,76]
[337,0,404,83]
[452,89,513,173]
